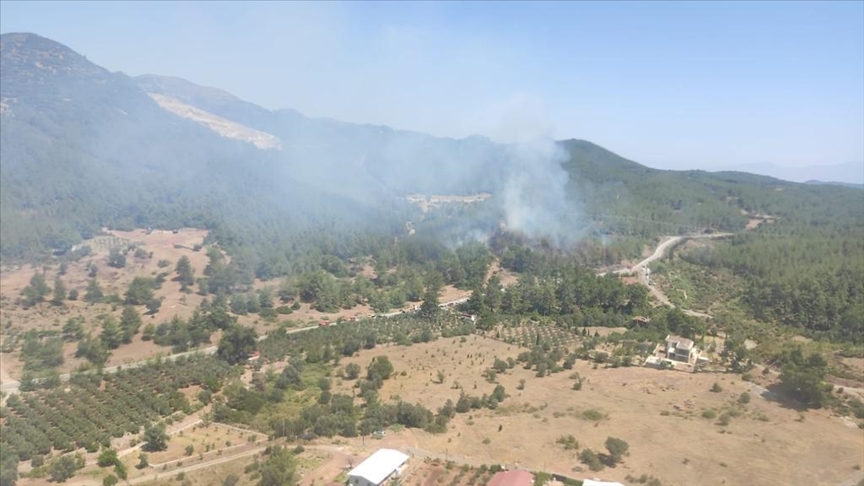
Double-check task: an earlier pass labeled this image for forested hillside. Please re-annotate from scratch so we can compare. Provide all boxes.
[677,186,864,342]
[2,33,862,344]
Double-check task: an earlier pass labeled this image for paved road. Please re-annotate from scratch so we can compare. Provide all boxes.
[596,233,733,318]
[599,233,733,277]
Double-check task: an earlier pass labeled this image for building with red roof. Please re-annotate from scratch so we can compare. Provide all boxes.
[487,470,534,486]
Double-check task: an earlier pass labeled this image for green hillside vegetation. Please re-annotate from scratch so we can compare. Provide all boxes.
[2,33,863,348]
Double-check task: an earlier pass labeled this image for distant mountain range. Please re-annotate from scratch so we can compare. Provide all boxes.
[707,161,864,186]
[2,32,862,266]
[803,180,864,189]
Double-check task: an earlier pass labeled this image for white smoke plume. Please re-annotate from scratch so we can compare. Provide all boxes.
[501,139,573,242]
[487,94,583,246]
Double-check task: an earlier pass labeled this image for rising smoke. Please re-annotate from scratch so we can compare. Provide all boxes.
[487,94,584,247]
[500,138,579,246]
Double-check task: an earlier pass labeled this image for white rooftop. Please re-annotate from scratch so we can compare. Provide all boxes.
[666,334,694,350]
[582,480,625,486]
[348,449,410,485]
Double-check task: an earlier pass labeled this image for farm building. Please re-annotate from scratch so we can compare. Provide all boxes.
[665,334,698,364]
[487,470,534,486]
[347,449,409,486]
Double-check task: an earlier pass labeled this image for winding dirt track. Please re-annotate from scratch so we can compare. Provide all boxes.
[598,233,733,318]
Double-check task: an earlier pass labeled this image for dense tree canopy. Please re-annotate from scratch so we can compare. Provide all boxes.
[217,325,258,365]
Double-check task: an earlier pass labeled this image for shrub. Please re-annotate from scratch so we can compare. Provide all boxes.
[848,398,864,419]
[739,392,751,404]
[97,449,119,468]
[344,363,361,380]
[579,448,604,471]
[710,382,723,393]
[556,434,579,450]
[605,436,629,465]
[702,410,717,419]
[582,409,605,421]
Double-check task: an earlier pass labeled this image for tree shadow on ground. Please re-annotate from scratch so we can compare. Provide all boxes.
[760,383,810,412]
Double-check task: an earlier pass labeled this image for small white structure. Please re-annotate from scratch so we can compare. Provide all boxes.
[582,480,625,486]
[348,449,410,486]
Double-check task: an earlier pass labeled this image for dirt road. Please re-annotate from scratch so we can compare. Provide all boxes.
[126,446,268,485]
[597,233,733,318]
[0,296,473,395]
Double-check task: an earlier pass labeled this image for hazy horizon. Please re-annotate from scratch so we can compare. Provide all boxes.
[2,1,862,183]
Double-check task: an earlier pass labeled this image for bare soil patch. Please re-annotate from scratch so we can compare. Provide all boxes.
[406,194,491,212]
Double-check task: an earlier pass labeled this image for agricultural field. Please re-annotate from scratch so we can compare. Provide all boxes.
[1,355,236,473]
[404,459,498,486]
[487,320,627,349]
[326,336,864,486]
[114,422,268,482]
[491,320,582,349]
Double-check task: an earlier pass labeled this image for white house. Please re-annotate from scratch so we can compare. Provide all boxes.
[347,449,410,486]
[665,334,697,364]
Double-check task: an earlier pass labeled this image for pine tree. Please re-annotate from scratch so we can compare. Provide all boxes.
[419,287,440,318]
[51,277,67,305]
[100,316,123,349]
[84,278,104,303]
[124,277,154,305]
[120,306,142,343]
[21,272,51,307]
[175,256,195,290]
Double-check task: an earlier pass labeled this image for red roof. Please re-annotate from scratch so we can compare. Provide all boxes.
[488,470,534,486]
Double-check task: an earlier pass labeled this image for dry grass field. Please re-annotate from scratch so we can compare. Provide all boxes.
[14,419,270,486]
[4,229,861,486]
[0,229,214,377]
[330,336,864,486]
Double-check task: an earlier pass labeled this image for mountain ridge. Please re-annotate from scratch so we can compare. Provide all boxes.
[2,32,862,274]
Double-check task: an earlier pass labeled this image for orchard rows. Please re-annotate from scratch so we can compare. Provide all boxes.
[0,355,235,463]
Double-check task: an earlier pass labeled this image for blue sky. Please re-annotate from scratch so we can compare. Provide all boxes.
[2,1,863,180]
